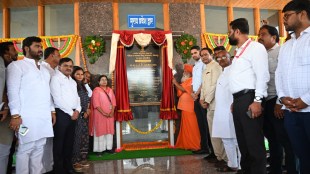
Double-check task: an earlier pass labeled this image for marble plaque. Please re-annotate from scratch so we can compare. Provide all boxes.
[126,43,162,105]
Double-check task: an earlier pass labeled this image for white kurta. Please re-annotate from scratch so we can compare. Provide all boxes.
[6,58,54,144]
[212,66,236,138]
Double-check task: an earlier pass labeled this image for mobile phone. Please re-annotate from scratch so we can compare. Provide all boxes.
[246,110,252,118]
[0,102,5,120]
[18,125,29,136]
[0,102,4,110]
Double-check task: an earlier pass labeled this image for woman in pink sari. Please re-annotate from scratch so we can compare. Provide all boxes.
[89,75,116,156]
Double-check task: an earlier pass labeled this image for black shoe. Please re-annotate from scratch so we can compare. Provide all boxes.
[96,152,103,157]
[106,150,116,154]
[214,160,226,168]
[192,150,208,154]
[235,169,244,174]
[67,169,83,174]
[206,158,219,163]
[203,152,216,160]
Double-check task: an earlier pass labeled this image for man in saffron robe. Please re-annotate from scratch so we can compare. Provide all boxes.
[173,64,200,150]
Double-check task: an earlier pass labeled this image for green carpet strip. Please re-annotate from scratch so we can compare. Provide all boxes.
[88,148,193,161]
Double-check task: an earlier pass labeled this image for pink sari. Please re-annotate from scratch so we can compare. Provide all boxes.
[89,87,116,137]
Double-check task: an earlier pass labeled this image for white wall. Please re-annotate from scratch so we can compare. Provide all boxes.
[10,7,38,38]
[234,8,255,35]
[205,6,228,34]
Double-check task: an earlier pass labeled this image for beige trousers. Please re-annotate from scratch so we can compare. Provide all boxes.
[207,109,227,161]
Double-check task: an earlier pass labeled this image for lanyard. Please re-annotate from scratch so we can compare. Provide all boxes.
[234,40,252,59]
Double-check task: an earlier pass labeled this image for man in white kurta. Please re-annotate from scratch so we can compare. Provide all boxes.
[6,36,54,174]
[41,47,61,173]
[212,50,241,171]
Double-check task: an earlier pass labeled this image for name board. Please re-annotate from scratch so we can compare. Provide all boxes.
[127,14,156,28]
[126,44,161,105]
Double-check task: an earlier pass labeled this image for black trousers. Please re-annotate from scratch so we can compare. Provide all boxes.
[232,92,266,174]
[53,108,76,174]
[194,98,210,151]
[263,97,297,174]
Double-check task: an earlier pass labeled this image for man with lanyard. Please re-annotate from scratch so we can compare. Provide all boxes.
[228,18,269,174]
[190,46,210,155]
[276,1,310,173]
[258,25,297,174]
[41,47,61,174]
[7,36,54,174]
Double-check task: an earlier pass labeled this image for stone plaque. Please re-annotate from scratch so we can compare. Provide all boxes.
[126,43,162,105]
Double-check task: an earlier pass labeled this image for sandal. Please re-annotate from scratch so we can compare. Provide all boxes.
[216,165,238,172]
[80,160,90,168]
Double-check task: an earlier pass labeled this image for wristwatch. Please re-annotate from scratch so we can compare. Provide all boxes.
[254,96,262,102]
[279,97,284,104]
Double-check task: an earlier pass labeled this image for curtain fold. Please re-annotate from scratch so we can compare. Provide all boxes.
[159,42,178,120]
[114,43,134,122]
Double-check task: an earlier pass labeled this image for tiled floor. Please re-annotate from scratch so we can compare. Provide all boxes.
[81,154,237,174]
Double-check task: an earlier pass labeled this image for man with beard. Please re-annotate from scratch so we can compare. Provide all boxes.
[276,1,310,173]
[50,58,81,174]
[190,46,210,155]
[228,18,269,174]
[0,42,18,174]
[258,25,297,174]
[6,36,54,174]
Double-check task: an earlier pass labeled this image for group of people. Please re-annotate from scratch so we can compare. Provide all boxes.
[0,36,116,174]
[0,0,310,174]
[173,1,310,174]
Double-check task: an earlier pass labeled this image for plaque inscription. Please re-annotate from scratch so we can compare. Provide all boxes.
[126,43,162,105]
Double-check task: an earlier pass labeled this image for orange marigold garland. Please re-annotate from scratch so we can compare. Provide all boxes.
[83,35,105,64]
[175,34,197,63]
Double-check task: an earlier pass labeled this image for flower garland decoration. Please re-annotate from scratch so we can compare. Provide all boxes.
[83,35,105,64]
[127,119,163,135]
[175,34,197,63]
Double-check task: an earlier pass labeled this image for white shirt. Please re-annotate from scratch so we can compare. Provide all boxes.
[266,43,280,100]
[213,66,236,138]
[85,83,93,97]
[50,69,81,116]
[6,58,54,144]
[275,26,310,112]
[229,39,270,98]
[41,61,56,77]
[192,59,205,93]
[0,57,5,103]
[41,61,57,111]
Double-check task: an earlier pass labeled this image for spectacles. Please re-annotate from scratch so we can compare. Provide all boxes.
[216,57,228,61]
[283,11,299,20]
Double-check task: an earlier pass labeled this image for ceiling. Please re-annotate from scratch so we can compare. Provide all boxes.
[0,0,291,10]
